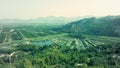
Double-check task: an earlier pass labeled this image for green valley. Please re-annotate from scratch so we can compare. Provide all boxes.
[0,16,120,68]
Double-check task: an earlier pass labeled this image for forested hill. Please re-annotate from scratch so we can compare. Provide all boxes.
[55,16,120,37]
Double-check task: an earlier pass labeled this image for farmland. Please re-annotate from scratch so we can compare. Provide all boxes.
[0,23,120,68]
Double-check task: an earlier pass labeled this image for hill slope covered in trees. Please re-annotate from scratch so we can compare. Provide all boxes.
[55,16,120,37]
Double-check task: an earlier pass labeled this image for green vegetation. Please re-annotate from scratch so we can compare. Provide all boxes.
[58,16,120,37]
[1,40,120,68]
[0,33,6,43]
[11,32,23,40]
[0,16,120,68]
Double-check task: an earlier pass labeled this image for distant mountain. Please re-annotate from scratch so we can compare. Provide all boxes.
[55,16,120,37]
[0,16,90,24]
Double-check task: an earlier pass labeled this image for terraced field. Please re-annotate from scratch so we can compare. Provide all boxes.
[0,24,120,68]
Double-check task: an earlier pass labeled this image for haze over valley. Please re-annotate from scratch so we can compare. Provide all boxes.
[0,0,120,68]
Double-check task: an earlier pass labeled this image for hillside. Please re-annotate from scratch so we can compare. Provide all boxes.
[56,16,120,37]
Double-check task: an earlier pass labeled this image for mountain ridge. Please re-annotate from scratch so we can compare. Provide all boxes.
[0,16,90,24]
[55,15,120,37]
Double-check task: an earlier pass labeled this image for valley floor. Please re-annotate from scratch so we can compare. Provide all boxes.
[0,24,120,68]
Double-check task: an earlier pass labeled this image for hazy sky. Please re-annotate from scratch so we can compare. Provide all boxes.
[0,0,120,19]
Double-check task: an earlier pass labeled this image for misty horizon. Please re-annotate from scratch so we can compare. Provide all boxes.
[0,0,120,19]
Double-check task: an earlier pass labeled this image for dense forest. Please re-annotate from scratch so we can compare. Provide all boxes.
[1,39,120,68]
